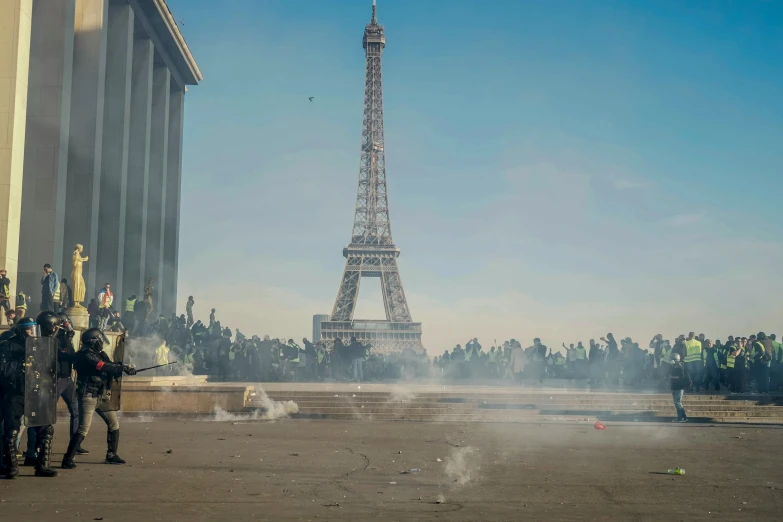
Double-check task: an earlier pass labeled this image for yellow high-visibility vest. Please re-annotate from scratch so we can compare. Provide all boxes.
[575,346,587,360]
[684,339,702,363]
[125,298,136,312]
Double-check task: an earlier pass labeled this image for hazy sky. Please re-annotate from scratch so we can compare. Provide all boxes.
[168,0,783,352]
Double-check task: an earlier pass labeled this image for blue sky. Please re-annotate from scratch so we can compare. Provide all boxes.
[169,0,783,352]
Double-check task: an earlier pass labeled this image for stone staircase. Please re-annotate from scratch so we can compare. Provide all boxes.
[250,386,783,424]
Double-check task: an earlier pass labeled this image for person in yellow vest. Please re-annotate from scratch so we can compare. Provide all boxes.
[0,269,11,325]
[155,339,170,376]
[725,339,738,392]
[683,332,702,391]
[15,290,30,318]
[488,346,498,378]
[659,340,673,384]
[770,334,783,392]
[123,294,136,324]
[575,341,587,378]
[752,332,773,393]
[730,339,747,393]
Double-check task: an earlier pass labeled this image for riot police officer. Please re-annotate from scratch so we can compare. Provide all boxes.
[24,311,86,466]
[62,328,136,469]
[0,317,58,478]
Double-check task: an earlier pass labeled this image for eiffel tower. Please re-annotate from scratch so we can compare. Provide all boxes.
[319,1,424,355]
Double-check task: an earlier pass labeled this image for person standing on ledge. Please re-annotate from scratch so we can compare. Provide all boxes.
[669,353,691,423]
[186,296,195,328]
[97,283,114,330]
[0,269,11,325]
[40,264,59,313]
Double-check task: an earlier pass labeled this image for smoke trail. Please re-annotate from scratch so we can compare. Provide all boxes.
[250,385,299,420]
[208,386,298,422]
[444,446,480,487]
[125,335,191,376]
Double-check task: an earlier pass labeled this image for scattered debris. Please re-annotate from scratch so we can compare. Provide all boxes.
[166,450,173,454]
[400,468,420,474]
[218,438,226,441]
[324,502,340,507]
[398,451,402,454]
[290,453,299,457]
[436,458,442,462]
[389,482,397,485]
[593,422,606,430]
[666,468,686,475]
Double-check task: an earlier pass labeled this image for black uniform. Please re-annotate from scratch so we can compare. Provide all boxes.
[0,327,57,478]
[25,326,81,463]
[62,329,134,469]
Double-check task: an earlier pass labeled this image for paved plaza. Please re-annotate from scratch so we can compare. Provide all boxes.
[0,418,781,521]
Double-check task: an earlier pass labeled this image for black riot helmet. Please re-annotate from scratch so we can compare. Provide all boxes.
[16,317,39,339]
[56,311,74,332]
[36,310,61,337]
[81,327,109,351]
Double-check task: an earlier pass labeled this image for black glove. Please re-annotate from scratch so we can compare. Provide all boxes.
[66,330,76,340]
[123,365,137,376]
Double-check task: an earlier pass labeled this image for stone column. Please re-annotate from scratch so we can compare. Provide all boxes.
[96,2,133,301]
[161,87,183,316]
[0,0,33,303]
[122,36,153,304]
[144,64,169,316]
[18,0,75,309]
[62,0,108,298]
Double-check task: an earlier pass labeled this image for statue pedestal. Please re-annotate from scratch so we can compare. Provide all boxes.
[67,306,90,331]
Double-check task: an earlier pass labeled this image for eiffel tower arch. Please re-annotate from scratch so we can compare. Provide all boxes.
[319,1,424,355]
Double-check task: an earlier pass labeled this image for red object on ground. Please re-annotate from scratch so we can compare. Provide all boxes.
[593,422,606,430]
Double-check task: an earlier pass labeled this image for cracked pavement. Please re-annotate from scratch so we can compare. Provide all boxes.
[0,419,781,521]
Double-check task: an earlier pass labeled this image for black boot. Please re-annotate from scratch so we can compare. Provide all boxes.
[61,433,84,470]
[23,454,37,466]
[75,445,89,455]
[34,426,58,477]
[2,432,19,479]
[105,430,125,465]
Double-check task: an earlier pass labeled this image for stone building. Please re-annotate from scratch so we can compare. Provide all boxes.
[0,0,201,315]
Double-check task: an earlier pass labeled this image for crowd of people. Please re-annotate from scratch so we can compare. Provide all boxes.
[3,264,781,395]
[433,333,783,394]
[141,298,783,395]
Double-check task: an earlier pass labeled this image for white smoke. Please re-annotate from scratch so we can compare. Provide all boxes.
[209,386,298,422]
[250,385,299,420]
[444,446,480,487]
[125,335,190,376]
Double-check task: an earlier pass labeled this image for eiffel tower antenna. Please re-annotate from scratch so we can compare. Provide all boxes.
[319,1,424,355]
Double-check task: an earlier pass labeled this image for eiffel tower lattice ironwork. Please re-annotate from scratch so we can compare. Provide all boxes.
[320,1,424,355]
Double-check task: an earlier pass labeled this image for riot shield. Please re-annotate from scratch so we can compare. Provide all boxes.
[109,332,126,411]
[24,336,58,427]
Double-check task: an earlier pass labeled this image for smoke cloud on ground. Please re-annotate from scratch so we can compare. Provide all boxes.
[444,446,480,487]
[209,386,298,422]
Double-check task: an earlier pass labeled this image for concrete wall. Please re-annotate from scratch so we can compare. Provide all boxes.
[18,0,74,307]
[0,0,197,319]
[0,0,33,302]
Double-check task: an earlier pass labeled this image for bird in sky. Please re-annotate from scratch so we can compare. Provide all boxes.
[309,97,314,102]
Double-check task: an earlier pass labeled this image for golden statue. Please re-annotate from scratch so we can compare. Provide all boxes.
[144,277,155,322]
[71,244,89,308]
